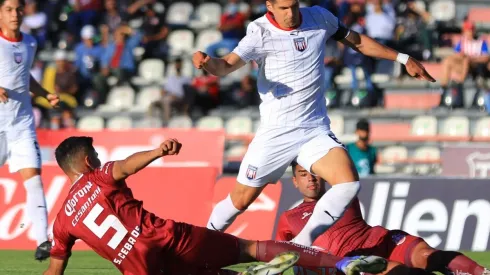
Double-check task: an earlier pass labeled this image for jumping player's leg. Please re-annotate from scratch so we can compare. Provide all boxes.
[10,138,50,260]
[293,128,360,246]
[207,127,298,232]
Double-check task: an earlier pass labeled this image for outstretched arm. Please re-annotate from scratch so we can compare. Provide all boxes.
[193,52,247,77]
[340,31,436,82]
[43,258,69,275]
[112,139,182,181]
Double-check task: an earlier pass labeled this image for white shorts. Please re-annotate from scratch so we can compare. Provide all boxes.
[0,132,42,173]
[237,125,344,187]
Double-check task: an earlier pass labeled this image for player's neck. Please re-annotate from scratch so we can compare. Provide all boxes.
[266,12,302,31]
[356,140,368,151]
[0,27,21,42]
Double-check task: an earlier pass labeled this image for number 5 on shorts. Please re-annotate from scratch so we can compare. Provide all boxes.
[83,203,128,249]
[328,132,344,147]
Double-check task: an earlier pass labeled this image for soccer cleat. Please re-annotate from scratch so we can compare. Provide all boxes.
[336,255,387,275]
[240,251,300,275]
[35,241,52,261]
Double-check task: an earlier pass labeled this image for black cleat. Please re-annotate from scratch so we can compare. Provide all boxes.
[35,241,52,261]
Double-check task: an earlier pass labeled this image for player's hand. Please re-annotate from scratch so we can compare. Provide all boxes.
[47,93,60,108]
[159,139,182,156]
[405,57,436,82]
[0,88,8,103]
[192,51,211,69]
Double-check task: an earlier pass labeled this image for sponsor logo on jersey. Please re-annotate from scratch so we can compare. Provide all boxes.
[391,233,406,245]
[293,37,307,52]
[14,52,22,64]
[302,212,312,220]
[246,165,258,180]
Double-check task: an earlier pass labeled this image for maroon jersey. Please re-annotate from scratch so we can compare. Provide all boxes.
[51,162,173,275]
[276,198,389,256]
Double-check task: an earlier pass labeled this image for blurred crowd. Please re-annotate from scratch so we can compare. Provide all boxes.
[26,0,490,129]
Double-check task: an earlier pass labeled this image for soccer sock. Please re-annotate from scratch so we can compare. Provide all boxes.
[207,194,243,232]
[256,240,342,269]
[426,251,484,275]
[292,181,360,246]
[24,175,48,246]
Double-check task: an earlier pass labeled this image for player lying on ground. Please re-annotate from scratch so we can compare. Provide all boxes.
[194,0,436,248]
[43,137,389,275]
[276,162,490,275]
[0,0,60,260]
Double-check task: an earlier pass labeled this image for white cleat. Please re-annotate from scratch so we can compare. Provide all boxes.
[342,255,388,275]
[240,252,300,275]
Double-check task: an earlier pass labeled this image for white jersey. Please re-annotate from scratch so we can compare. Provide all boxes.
[0,32,37,140]
[233,6,344,128]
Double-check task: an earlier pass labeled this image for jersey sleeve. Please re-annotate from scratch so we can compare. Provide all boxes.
[232,22,266,63]
[313,6,350,41]
[50,218,76,260]
[92,161,117,186]
[275,213,294,241]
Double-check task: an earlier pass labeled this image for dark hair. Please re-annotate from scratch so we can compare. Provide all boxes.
[356,119,370,131]
[291,160,299,176]
[55,136,94,171]
[0,0,25,7]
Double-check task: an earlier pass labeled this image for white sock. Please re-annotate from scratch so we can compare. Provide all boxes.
[292,181,360,246]
[24,175,48,245]
[207,194,243,232]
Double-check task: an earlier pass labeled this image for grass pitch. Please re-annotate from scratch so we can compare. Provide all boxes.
[1,250,489,274]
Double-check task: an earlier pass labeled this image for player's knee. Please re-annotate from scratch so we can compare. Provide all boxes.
[231,196,252,211]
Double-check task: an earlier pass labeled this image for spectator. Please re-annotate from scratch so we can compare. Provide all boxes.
[250,0,267,21]
[234,75,260,108]
[188,70,220,115]
[206,0,246,57]
[346,119,377,177]
[439,21,490,108]
[324,36,342,92]
[74,25,107,103]
[365,0,396,45]
[101,25,143,85]
[67,0,103,41]
[101,0,122,34]
[21,0,47,49]
[140,4,169,60]
[51,50,78,130]
[150,58,192,123]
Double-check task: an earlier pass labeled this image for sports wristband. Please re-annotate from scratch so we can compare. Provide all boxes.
[396,53,410,65]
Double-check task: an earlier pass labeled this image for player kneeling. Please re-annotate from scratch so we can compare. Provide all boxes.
[277,162,490,275]
[43,137,388,275]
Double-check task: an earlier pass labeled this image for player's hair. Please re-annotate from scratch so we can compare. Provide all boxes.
[356,119,370,132]
[55,136,94,171]
[0,0,25,7]
[291,161,299,176]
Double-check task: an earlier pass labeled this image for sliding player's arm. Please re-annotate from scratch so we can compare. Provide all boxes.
[43,258,69,275]
[29,75,60,107]
[112,138,182,181]
[275,214,295,241]
[193,21,265,77]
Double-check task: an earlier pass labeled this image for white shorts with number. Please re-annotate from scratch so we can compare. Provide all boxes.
[0,131,42,173]
[237,125,344,187]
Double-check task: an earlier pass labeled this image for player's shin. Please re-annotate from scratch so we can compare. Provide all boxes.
[425,251,485,275]
[207,194,243,231]
[255,240,342,269]
[24,175,49,245]
[292,181,360,246]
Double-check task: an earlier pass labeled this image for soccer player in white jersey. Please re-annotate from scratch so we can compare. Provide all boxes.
[193,0,435,247]
[0,0,60,260]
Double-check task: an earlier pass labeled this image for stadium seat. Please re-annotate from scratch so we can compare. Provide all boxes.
[226,144,247,159]
[226,116,253,135]
[196,116,224,130]
[132,59,165,86]
[191,3,222,28]
[429,0,456,22]
[441,116,470,138]
[381,146,409,163]
[166,2,194,26]
[77,116,105,131]
[107,116,133,130]
[413,146,441,161]
[166,59,194,78]
[168,30,195,57]
[97,86,135,112]
[253,119,261,133]
[134,118,162,129]
[168,115,193,129]
[239,2,250,13]
[329,114,344,136]
[410,115,438,137]
[473,117,490,139]
[195,29,223,52]
[131,86,162,112]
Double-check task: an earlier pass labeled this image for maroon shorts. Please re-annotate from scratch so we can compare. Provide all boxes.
[160,221,242,275]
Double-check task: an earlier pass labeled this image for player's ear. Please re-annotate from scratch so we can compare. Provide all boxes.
[266,0,273,13]
[292,177,299,189]
[85,155,95,170]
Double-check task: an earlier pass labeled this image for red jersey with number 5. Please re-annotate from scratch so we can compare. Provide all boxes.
[51,162,172,275]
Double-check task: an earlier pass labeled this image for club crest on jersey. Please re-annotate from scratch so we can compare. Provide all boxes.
[14,52,22,64]
[293,37,307,52]
[246,165,258,180]
[391,233,407,245]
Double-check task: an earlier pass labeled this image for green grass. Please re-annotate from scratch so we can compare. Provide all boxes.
[1,251,489,275]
